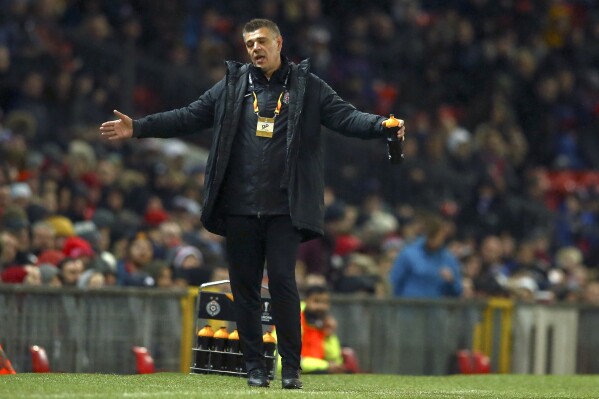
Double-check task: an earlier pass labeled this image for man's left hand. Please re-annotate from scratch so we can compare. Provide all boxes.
[381,115,406,140]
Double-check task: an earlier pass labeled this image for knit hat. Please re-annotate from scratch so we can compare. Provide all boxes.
[27,203,50,224]
[324,202,346,223]
[62,236,94,258]
[92,208,115,230]
[112,210,142,241]
[446,128,471,154]
[99,252,117,274]
[1,266,27,284]
[173,196,201,216]
[173,246,203,269]
[1,206,29,231]
[10,182,32,200]
[38,264,60,285]
[334,235,363,256]
[144,209,169,227]
[46,215,75,238]
[361,211,398,237]
[36,249,66,266]
[74,221,101,251]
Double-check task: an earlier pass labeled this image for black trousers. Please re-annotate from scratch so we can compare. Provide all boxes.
[225,215,302,373]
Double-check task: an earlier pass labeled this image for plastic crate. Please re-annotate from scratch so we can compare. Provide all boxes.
[189,280,277,379]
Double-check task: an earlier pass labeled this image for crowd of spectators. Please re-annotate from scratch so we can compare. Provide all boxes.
[1,0,599,306]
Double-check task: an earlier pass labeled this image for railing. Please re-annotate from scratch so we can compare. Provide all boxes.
[577,307,599,374]
[328,296,487,375]
[0,285,186,373]
[2,285,598,374]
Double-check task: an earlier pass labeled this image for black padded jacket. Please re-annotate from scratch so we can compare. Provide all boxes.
[133,59,386,241]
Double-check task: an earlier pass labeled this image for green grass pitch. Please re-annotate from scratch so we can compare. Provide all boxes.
[1,373,598,398]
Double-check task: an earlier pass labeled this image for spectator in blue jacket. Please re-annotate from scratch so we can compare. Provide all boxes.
[389,214,462,298]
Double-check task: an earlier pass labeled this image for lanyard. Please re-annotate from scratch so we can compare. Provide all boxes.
[248,69,290,118]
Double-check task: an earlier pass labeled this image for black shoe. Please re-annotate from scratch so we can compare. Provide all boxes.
[281,368,303,389]
[247,368,270,388]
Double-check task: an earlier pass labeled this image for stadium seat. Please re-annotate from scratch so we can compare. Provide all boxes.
[132,346,155,374]
[30,345,50,373]
[341,347,361,373]
[453,350,491,374]
[472,351,491,374]
[0,345,17,375]
[455,350,475,374]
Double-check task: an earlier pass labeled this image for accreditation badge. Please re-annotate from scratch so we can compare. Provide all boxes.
[256,116,275,138]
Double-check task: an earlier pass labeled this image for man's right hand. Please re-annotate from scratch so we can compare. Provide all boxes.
[100,110,133,141]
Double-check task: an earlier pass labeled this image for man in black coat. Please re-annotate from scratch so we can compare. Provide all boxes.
[100,18,405,389]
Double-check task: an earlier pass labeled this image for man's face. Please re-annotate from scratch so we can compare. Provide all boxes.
[61,259,84,285]
[182,254,201,269]
[427,226,450,251]
[32,226,55,251]
[305,292,330,316]
[243,27,282,75]
[304,291,330,328]
[0,232,18,263]
[129,238,153,266]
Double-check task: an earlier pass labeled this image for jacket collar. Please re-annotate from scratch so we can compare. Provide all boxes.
[248,55,291,86]
[226,55,302,81]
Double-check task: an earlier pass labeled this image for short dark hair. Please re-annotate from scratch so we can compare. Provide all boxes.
[422,213,445,238]
[57,257,76,271]
[305,284,329,298]
[242,19,281,38]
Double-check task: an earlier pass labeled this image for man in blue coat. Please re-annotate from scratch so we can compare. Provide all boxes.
[390,214,463,298]
[100,18,405,389]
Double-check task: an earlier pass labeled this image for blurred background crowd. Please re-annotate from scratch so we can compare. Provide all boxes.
[1,0,599,305]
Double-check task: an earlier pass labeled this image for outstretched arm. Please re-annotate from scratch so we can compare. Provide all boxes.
[99,79,224,141]
[317,76,405,140]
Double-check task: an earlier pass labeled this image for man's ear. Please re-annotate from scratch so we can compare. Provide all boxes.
[277,35,283,51]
